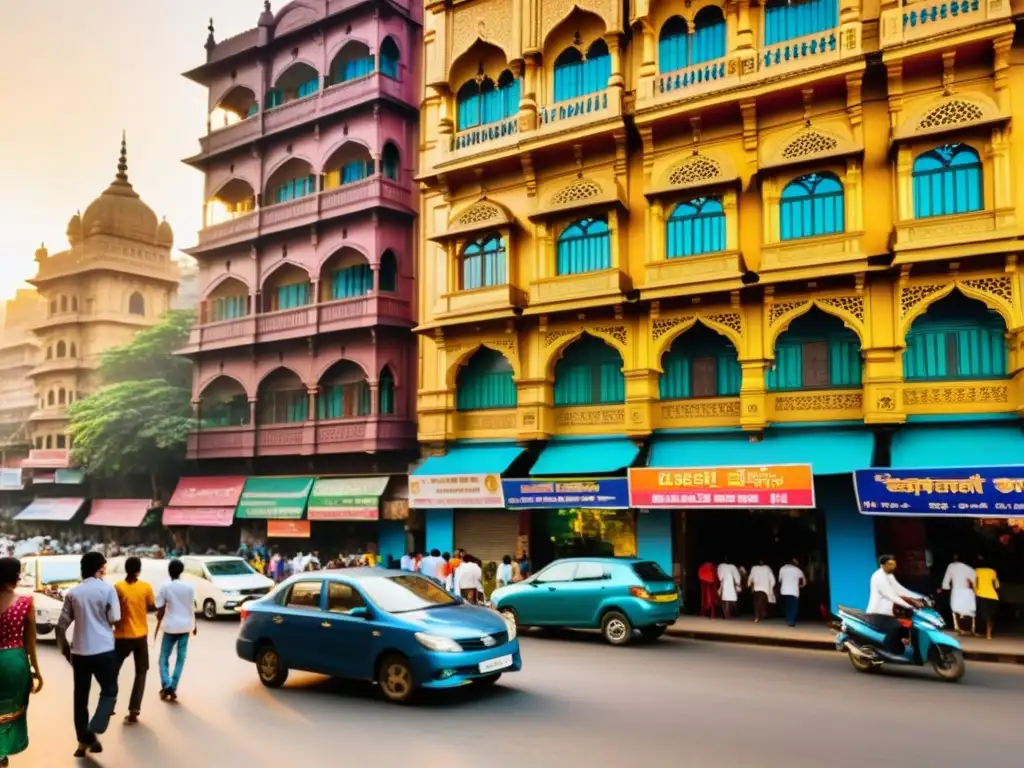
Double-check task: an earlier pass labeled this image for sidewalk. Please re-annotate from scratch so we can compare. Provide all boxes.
[666,616,1024,665]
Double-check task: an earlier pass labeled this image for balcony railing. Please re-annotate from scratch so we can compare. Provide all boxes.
[453,117,519,151]
[181,292,414,353]
[538,89,615,134]
[880,0,1010,46]
[655,59,733,101]
[762,30,840,73]
[187,414,416,459]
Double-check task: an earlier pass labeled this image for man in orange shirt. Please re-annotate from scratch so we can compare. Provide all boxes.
[113,557,155,723]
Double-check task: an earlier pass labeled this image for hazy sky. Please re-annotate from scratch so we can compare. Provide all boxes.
[0,1,269,299]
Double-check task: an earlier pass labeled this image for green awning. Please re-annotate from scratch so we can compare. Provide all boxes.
[56,468,86,485]
[235,476,314,519]
[308,476,390,521]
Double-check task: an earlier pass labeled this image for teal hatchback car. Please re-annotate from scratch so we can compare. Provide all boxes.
[490,558,680,645]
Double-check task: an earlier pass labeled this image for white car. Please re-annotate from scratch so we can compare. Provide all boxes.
[16,554,82,640]
[106,555,274,620]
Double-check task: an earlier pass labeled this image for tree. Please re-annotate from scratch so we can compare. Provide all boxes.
[67,310,196,497]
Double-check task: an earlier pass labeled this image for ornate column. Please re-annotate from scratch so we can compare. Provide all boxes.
[605,33,624,93]
[306,387,318,421]
[520,52,540,131]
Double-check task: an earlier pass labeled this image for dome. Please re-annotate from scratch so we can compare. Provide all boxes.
[156,218,174,248]
[80,134,161,245]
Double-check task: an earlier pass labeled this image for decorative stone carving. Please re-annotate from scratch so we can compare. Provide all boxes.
[660,400,741,420]
[769,301,806,325]
[555,407,626,426]
[544,329,579,347]
[781,131,839,161]
[593,325,628,347]
[900,284,946,318]
[541,0,616,40]
[774,392,863,412]
[903,385,1009,406]
[961,276,1013,305]
[917,100,985,131]
[460,411,517,430]
[652,317,689,342]
[451,0,513,63]
[704,312,743,336]
[666,156,722,188]
[455,202,504,227]
[818,295,866,323]
[549,179,603,207]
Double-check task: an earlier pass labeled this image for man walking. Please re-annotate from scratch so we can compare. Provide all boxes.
[419,549,444,582]
[778,558,807,627]
[155,559,196,701]
[57,551,120,757]
[717,557,742,619]
[114,556,155,723]
[747,559,776,623]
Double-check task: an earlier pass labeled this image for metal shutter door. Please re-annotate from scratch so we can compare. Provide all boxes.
[454,511,519,566]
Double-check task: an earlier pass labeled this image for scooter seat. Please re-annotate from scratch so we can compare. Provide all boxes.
[837,605,899,632]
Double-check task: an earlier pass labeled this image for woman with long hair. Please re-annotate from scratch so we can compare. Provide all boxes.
[0,556,43,766]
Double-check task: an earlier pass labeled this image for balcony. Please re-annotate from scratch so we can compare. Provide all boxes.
[901,379,1014,417]
[29,407,68,423]
[535,88,620,140]
[759,231,867,282]
[640,251,745,300]
[880,0,1011,49]
[187,415,417,460]
[28,358,96,378]
[436,283,528,323]
[892,209,1017,265]
[194,73,412,161]
[180,292,414,354]
[191,176,414,253]
[525,268,632,314]
[655,397,742,430]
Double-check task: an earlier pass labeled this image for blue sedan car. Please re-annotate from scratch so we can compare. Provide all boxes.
[236,568,521,703]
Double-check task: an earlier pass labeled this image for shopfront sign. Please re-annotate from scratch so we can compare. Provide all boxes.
[409,474,504,509]
[502,478,630,509]
[307,477,389,521]
[628,465,816,509]
[163,506,235,527]
[235,476,314,520]
[853,466,1024,517]
[267,520,311,538]
[0,468,24,490]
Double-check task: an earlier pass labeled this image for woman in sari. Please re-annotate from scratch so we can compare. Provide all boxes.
[0,557,43,766]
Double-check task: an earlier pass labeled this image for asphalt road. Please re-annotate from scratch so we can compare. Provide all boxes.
[16,622,1024,768]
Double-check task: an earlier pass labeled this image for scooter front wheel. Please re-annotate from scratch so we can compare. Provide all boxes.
[847,648,876,673]
[932,648,966,682]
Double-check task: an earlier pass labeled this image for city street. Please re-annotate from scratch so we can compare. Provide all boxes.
[21,621,1024,768]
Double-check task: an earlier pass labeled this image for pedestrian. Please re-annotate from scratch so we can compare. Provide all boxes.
[155,559,197,702]
[57,551,120,758]
[0,557,44,767]
[777,558,807,627]
[440,552,452,589]
[747,559,776,623]
[517,552,531,580]
[113,556,155,724]
[974,554,1000,641]
[456,555,483,603]
[940,554,976,636]
[400,551,415,571]
[697,561,719,619]
[419,549,444,582]
[496,555,513,588]
[717,557,742,619]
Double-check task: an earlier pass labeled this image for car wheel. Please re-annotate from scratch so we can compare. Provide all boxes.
[639,626,666,642]
[377,653,415,704]
[499,607,522,627]
[256,645,289,688]
[476,673,502,688]
[601,611,633,646]
[202,599,218,621]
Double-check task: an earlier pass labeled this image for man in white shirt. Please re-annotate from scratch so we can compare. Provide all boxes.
[940,554,976,635]
[717,557,742,619]
[155,559,197,701]
[419,549,444,582]
[778,558,807,627]
[399,551,415,572]
[868,555,922,653]
[456,555,484,603]
[747,560,776,623]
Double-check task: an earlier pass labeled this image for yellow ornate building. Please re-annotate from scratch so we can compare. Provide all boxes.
[0,289,46,463]
[27,137,180,459]
[414,0,1024,609]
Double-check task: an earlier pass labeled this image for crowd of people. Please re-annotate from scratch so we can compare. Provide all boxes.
[697,557,810,626]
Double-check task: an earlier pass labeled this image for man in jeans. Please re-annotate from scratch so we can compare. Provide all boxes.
[57,551,120,757]
[114,556,155,723]
[155,559,196,700]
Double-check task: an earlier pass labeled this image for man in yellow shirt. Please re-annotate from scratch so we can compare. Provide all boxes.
[114,557,156,723]
[975,554,1001,641]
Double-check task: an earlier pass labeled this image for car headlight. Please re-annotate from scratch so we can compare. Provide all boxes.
[414,633,463,653]
[502,612,517,641]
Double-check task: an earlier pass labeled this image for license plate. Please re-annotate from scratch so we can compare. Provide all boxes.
[653,593,678,603]
[479,654,513,673]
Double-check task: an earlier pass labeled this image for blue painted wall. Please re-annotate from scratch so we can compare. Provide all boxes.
[425,509,454,555]
[636,510,673,577]
[818,476,876,612]
[378,520,406,567]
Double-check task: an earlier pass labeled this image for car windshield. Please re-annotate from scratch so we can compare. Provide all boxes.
[39,561,81,585]
[359,575,459,614]
[205,560,256,577]
[632,561,671,582]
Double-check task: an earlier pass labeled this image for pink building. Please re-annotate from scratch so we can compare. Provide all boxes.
[179,0,420,546]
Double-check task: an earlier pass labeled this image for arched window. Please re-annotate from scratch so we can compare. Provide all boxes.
[71,297,79,312]
[379,366,396,415]
[553,40,610,103]
[200,376,250,428]
[69,343,77,358]
[767,309,861,390]
[912,143,982,220]
[58,388,66,405]
[380,36,400,79]
[667,197,726,258]
[379,250,398,292]
[658,9,726,73]
[456,348,516,410]
[60,295,68,312]
[764,0,838,45]
[332,41,374,84]
[461,235,506,289]
[46,346,53,360]
[129,292,145,316]
[317,362,371,420]
[45,435,52,450]
[780,172,844,241]
[904,292,1006,381]
[553,335,624,406]
[557,217,610,276]
[49,300,57,316]
[56,435,67,449]
[381,143,400,181]
[47,390,55,406]
[258,369,309,424]
[660,324,741,399]
[456,71,520,131]
[330,262,373,299]
[659,17,689,73]
[56,341,67,358]
[274,281,313,310]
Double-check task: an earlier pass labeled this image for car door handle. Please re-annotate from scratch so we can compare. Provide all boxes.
[321,621,332,628]
[272,615,284,624]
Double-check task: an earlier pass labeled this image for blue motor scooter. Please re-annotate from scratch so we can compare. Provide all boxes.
[834,599,965,682]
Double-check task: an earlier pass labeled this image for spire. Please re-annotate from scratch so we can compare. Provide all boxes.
[116,131,129,182]
[206,18,216,51]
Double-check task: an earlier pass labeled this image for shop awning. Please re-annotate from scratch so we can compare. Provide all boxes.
[235,476,314,519]
[168,476,246,508]
[21,449,71,469]
[412,443,524,476]
[308,476,389,521]
[15,498,85,522]
[0,468,24,490]
[163,507,236,527]
[648,429,874,475]
[890,424,1024,468]
[529,437,640,476]
[55,468,85,485]
[85,499,152,528]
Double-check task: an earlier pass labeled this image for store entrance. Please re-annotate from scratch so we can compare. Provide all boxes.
[531,509,637,570]
[681,508,829,620]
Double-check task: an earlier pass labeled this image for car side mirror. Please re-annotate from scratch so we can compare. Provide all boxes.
[348,607,371,620]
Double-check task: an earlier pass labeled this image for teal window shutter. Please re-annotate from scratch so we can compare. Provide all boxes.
[768,311,862,390]
[553,335,624,406]
[912,143,982,219]
[379,367,396,414]
[556,217,611,275]
[659,324,741,399]
[780,172,844,241]
[455,348,517,411]
[666,197,726,258]
[764,0,838,45]
[461,235,505,289]
[904,292,1007,381]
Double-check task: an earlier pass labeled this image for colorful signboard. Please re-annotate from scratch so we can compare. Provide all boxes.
[502,478,630,509]
[0,468,24,490]
[267,520,312,538]
[307,477,389,521]
[854,466,1024,517]
[163,506,236,527]
[235,476,314,520]
[628,465,815,509]
[409,473,505,509]
[168,476,246,508]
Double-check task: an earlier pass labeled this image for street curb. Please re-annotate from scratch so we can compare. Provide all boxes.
[665,627,1024,666]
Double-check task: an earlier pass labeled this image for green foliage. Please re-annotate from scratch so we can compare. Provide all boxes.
[67,310,195,482]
